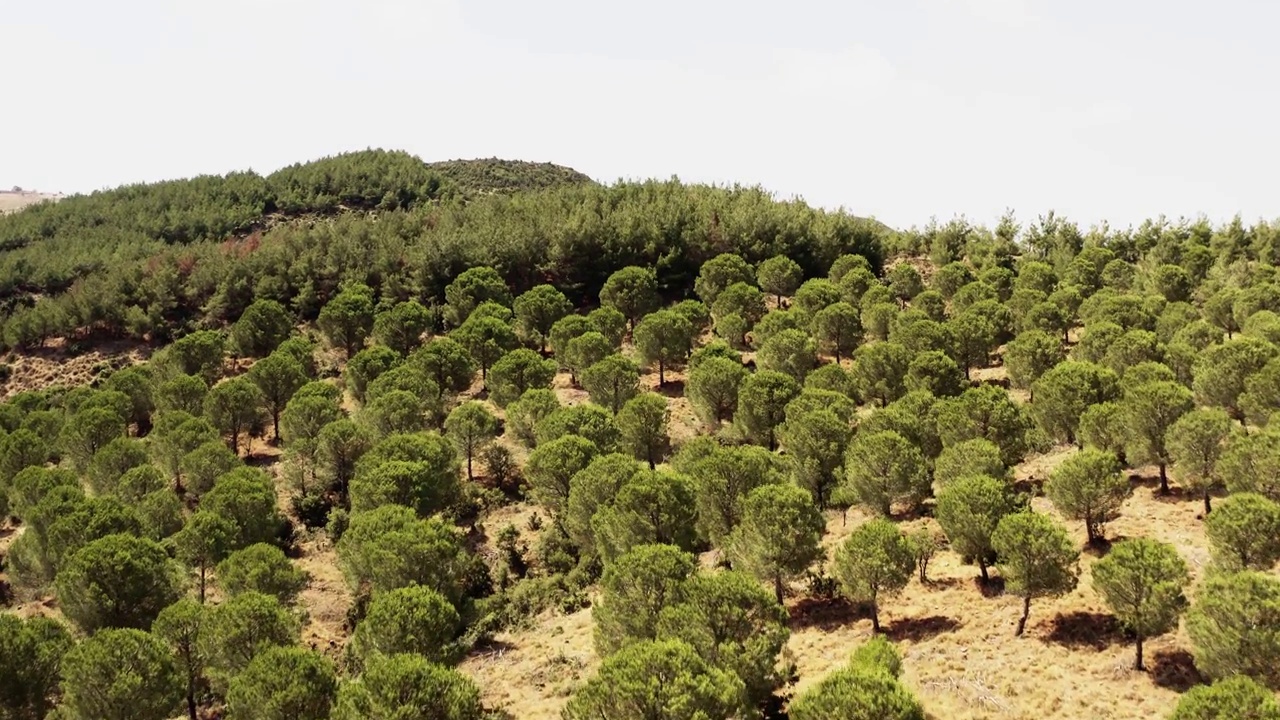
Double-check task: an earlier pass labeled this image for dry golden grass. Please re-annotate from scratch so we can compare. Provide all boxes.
[459,605,599,718]
[2,338,151,399]
[790,461,1213,720]
[460,438,1220,720]
[294,532,353,661]
[552,371,590,408]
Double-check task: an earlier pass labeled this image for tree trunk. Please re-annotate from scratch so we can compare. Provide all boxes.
[186,678,198,720]
[658,360,665,386]
[467,453,474,481]
[979,559,989,582]
[774,573,784,605]
[199,564,207,604]
[1085,519,1096,545]
[1134,635,1145,671]
[230,432,239,456]
[272,411,281,444]
[1158,463,1169,494]
[1016,596,1031,636]
[1204,491,1212,515]
[647,450,656,471]
[870,598,881,633]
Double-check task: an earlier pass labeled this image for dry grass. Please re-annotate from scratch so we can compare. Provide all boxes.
[551,371,590,408]
[459,605,598,719]
[789,465,1212,720]
[0,190,61,214]
[464,437,1218,720]
[294,532,353,661]
[2,338,151,399]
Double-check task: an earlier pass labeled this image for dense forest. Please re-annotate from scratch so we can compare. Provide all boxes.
[0,150,884,352]
[2,152,1280,720]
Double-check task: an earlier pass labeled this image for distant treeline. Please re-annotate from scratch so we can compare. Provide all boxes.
[0,150,888,349]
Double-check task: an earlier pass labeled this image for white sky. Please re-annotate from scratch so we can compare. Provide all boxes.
[1,0,1276,230]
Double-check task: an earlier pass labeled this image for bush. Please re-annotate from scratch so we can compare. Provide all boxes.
[291,487,333,529]
[850,635,903,678]
[1170,676,1280,720]
[326,508,350,542]
[481,443,522,496]
[217,543,308,603]
[473,573,590,632]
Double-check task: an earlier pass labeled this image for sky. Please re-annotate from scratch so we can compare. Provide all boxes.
[1,0,1277,231]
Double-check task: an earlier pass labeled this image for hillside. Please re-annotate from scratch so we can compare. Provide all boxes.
[427,158,595,196]
[0,150,886,353]
[2,157,1280,720]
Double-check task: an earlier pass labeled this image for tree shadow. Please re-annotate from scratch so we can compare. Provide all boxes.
[1128,472,1160,489]
[977,376,1011,390]
[976,576,1005,598]
[1044,611,1128,651]
[1152,487,1194,505]
[1127,473,1195,504]
[884,615,961,642]
[923,577,965,590]
[789,597,867,631]
[467,637,519,656]
[1150,649,1205,692]
[654,379,686,398]
[243,452,278,469]
[1083,536,1122,558]
[1011,478,1040,496]
[891,504,934,522]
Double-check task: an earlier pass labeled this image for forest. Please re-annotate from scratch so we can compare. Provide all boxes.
[0,150,881,352]
[2,150,1280,720]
